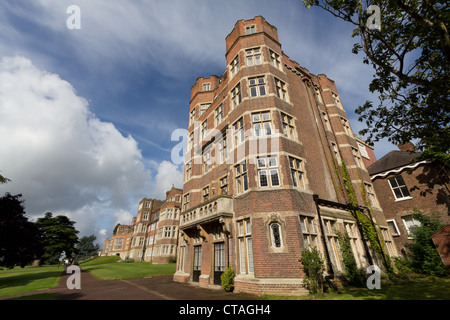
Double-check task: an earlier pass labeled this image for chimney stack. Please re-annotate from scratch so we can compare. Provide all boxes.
[398,142,415,152]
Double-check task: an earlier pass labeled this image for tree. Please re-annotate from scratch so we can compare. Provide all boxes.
[75,235,100,262]
[0,193,42,268]
[36,212,79,264]
[302,1,449,166]
[0,172,11,184]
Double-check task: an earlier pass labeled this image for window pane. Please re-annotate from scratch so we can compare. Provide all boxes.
[268,156,277,167]
[394,188,403,199]
[400,186,410,197]
[291,169,298,187]
[270,169,280,186]
[239,239,246,273]
[389,177,398,188]
[271,223,282,248]
[254,123,262,136]
[259,170,268,187]
[250,87,257,97]
[259,85,266,96]
[247,238,254,273]
[264,122,272,135]
[257,158,266,168]
[262,112,270,121]
[243,173,248,190]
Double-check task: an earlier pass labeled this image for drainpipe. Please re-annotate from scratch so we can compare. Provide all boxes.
[313,194,337,292]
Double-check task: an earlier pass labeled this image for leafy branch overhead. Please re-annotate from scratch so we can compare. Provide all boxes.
[302,0,449,165]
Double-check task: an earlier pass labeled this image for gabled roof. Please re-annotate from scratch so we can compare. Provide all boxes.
[368,150,421,176]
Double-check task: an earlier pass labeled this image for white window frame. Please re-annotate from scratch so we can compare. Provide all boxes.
[231,83,242,108]
[281,112,296,139]
[257,156,280,188]
[275,78,288,101]
[235,160,249,194]
[248,76,266,98]
[252,111,272,137]
[269,49,281,70]
[388,176,412,201]
[269,222,283,248]
[289,156,306,189]
[230,55,240,77]
[245,25,256,35]
[246,47,262,66]
[237,218,254,274]
[402,215,421,238]
[387,219,401,236]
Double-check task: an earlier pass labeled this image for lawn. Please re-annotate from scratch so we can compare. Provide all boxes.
[263,275,450,300]
[0,265,62,297]
[80,261,177,280]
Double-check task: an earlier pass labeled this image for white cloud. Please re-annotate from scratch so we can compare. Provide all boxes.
[0,55,153,238]
[148,160,184,200]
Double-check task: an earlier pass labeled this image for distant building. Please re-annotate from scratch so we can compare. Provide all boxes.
[368,143,450,255]
[355,136,376,168]
[173,16,397,296]
[101,187,182,263]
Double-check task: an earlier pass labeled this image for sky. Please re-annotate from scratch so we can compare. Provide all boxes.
[0,0,397,246]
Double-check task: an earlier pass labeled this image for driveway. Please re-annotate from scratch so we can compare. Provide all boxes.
[3,270,260,300]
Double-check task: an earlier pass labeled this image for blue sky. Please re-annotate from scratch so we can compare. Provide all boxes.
[0,0,396,245]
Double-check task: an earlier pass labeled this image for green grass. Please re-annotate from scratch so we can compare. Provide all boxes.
[0,265,62,297]
[81,261,177,280]
[262,275,450,300]
[79,255,121,266]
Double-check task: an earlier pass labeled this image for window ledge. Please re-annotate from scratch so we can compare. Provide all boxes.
[394,196,413,202]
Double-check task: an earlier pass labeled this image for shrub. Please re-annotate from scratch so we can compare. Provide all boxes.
[221,266,235,292]
[122,259,135,263]
[300,247,325,294]
[403,210,448,276]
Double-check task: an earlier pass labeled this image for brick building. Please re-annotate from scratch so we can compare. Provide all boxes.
[368,144,450,256]
[101,187,182,263]
[173,16,397,295]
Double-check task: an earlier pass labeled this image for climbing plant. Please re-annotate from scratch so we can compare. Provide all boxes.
[337,232,366,287]
[340,162,392,271]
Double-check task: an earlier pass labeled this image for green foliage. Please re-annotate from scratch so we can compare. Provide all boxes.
[300,247,325,294]
[302,0,450,167]
[79,255,121,266]
[35,212,79,264]
[403,209,448,276]
[220,266,235,292]
[338,232,366,287]
[340,164,392,271]
[0,193,43,268]
[122,258,135,263]
[75,235,100,262]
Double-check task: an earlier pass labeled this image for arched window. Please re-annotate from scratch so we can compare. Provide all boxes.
[270,223,283,248]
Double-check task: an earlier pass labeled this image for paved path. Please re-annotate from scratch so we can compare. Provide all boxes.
[2,270,260,300]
